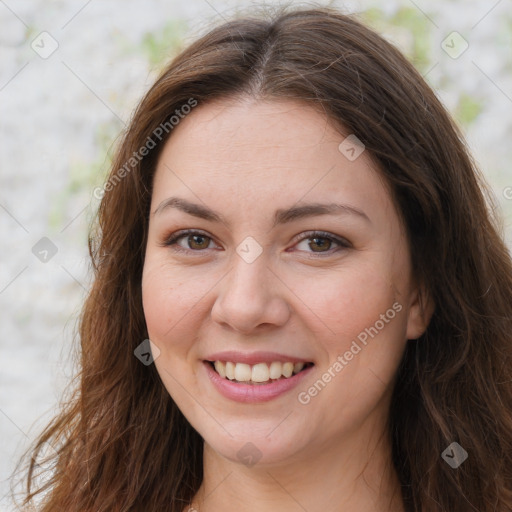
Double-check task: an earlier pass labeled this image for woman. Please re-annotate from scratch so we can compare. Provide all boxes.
[15,5,512,512]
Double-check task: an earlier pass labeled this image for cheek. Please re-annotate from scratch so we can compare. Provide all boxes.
[292,260,408,405]
[291,267,407,428]
[142,266,173,340]
[141,259,209,405]
[290,261,403,345]
[141,259,199,347]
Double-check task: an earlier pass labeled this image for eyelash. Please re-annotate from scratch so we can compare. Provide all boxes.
[160,229,351,257]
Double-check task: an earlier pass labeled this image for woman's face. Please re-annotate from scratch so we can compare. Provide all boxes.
[142,97,429,466]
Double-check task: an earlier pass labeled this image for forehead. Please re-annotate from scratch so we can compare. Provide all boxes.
[157,97,340,160]
[151,97,394,227]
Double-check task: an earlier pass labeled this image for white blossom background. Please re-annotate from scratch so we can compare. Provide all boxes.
[1,0,511,508]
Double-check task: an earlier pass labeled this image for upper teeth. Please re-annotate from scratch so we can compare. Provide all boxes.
[213,361,306,382]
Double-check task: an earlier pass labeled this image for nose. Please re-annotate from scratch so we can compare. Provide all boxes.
[210,254,291,334]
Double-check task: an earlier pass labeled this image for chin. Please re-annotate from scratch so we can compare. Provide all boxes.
[200,423,311,469]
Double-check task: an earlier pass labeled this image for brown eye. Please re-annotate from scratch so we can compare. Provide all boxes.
[162,229,349,257]
[308,236,333,252]
[162,230,215,253]
[187,233,211,250]
[294,231,350,256]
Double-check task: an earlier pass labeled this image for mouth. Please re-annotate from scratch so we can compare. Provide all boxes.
[205,360,315,385]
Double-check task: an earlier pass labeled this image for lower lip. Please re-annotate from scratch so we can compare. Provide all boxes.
[203,361,314,403]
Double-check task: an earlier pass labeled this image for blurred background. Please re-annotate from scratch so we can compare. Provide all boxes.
[1,0,511,508]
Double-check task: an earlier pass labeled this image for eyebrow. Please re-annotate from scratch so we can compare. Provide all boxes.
[153,196,371,228]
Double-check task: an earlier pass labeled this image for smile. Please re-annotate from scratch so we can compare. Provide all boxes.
[203,358,315,403]
[208,360,314,384]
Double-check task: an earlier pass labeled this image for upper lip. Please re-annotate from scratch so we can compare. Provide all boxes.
[204,351,314,365]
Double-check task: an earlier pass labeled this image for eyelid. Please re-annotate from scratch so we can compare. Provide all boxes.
[160,229,351,256]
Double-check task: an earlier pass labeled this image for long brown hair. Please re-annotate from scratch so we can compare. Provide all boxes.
[13,5,512,511]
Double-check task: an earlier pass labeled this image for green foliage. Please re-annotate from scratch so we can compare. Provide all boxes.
[140,19,188,69]
[48,18,188,231]
[360,5,485,129]
[73,122,120,193]
[360,6,431,73]
[392,7,431,71]
[455,93,483,126]
[48,121,120,230]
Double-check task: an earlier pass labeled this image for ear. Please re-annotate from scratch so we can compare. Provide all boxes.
[405,284,435,340]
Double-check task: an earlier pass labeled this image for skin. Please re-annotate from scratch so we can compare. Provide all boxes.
[141,96,433,512]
